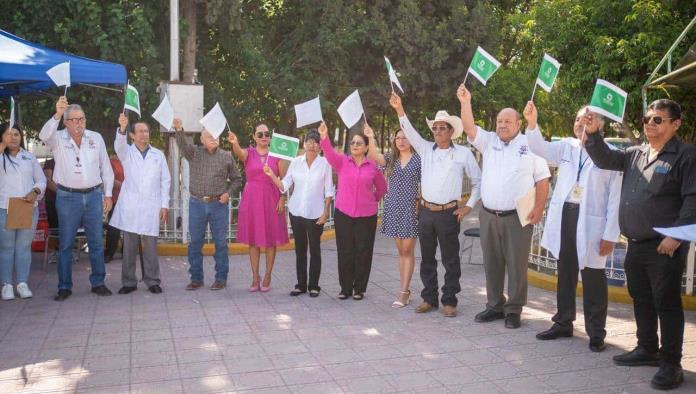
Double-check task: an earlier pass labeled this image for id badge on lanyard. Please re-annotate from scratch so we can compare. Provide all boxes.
[567,151,589,204]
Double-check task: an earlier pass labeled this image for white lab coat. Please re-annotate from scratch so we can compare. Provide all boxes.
[110,131,171,237]
[527,126,622,269]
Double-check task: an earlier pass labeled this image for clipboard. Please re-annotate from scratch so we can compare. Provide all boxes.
[515,187,536,227]
[6,198,34,230]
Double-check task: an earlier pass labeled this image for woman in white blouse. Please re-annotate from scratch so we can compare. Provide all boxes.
[0,123,46,300]
[263,129,334,297]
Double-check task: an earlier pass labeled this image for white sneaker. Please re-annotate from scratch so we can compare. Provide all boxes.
[16,283,33,299]
[1,284,14,300]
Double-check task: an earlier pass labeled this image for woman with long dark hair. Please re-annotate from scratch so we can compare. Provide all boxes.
[319,121,387,300]
[366,126,421,307]
[0,123,46,300]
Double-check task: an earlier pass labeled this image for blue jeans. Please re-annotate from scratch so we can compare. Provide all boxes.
[56,188,106,290]
[188,197,229,283]
[0,207,38,284]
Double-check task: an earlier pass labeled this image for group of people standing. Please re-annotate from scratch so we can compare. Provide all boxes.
[0,83,693,390]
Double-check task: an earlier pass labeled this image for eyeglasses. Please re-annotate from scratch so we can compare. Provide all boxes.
[66,117,86,123]
[394,136,407,141]
[431,125,450,133]
[255,131,271,138]
[642,116,673,125]
[349,141,365,146]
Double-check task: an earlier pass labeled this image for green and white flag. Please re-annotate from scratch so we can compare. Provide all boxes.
[384,56,404,93]
[588,79,628,123]
[9,97,15,130]
[268,132,300,161]
[124,83,141,117]
[536,53,561,93]
[466,46,501,85]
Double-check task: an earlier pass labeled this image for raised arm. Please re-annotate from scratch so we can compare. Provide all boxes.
[523,101,565,164]
[457,83,478,142]
[583,112,625,172]
[363,122,386,166]
[173,118,196,161]
[39,96,69,149]
[226,131,248,162]
[318,121,343,171]
[114,113,129,162]
[390,93,428,154]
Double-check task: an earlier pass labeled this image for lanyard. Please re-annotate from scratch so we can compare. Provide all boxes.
[577,150,589,182]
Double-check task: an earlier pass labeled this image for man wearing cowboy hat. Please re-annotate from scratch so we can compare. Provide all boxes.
[458,84,550,329]
[389,93,481,317]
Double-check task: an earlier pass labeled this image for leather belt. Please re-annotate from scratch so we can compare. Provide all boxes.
[628,237,661,244]
[420,199,458,212]
[57,184,102,194]
[191,194,222,203]
[482,206,516,217]
[563,202,580,209]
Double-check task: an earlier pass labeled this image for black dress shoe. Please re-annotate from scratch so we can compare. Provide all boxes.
[309,289,320,298]
[536,323,573,340]
[505,313,521,329]
[651,363,683,390]
[612,346,660,367]
[118,286,137,294]
[91,285,113,296]
[589,339,607,352]
[54,289,72,302]
[148,285,163,294]
[289,287,306,296]
[474,309,505,323]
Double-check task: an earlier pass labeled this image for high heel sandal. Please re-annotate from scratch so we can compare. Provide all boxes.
[391,290,411,308]
[249,277,261,292]
[260,275,272,292]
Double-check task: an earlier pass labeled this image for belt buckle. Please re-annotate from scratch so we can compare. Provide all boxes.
[202,196,212,202]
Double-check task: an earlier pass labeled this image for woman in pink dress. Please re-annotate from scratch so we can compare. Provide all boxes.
[228,124,289,292]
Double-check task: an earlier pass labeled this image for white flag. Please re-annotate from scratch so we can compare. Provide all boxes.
[46,62,71,87]
[337,89,365,129]
[199,102,228,139]
[152,94,175,132]
[384,56,404,93]
[294,96,323,128]
[9,97,15,131]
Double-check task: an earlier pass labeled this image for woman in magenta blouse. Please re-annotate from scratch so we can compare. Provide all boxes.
[319,121,387,300]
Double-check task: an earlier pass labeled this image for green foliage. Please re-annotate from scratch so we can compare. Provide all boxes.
[1,0,695,149]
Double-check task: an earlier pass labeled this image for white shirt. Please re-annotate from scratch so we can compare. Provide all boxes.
[39,117,114,196]
[0,149,47,209]
[109,131,171,236]
[281,154,334,219]
[472,127,550,211]
[399,115,481,207]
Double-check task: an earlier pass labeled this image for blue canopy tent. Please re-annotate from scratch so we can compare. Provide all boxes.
[0,29,127,98]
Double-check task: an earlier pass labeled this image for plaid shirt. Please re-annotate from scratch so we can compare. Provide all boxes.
[175,130,242,197]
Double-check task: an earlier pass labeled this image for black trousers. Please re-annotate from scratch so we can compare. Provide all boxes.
[418,207,461,307]
[625,238,688,365]
[552,203,608,341]
[334,209,377,295]
[104,210,121,259]
[289,213,324,291]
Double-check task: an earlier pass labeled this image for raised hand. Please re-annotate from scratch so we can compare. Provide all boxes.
[55,96,69,120]
[363,122,375,139]
[456,83,471,103]
[318,121,329,140]
[523,101,538,130]
[118,113,128,133]
[227,131,239,145]
[173,118,183,132]
[581,110,601,134]
[389,93,405,116]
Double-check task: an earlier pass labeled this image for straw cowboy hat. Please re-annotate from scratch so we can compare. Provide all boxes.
[426,110,464,140]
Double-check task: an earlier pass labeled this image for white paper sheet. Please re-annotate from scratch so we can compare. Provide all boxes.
[152,94,174,132]
[294,96,323,128]
[337,89,364,129]
[199,102,228,139]
[46,62,71,87]
[654,224,696,242]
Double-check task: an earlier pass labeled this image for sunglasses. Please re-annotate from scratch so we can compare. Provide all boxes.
[255,131,271,138]
[643,116,673,125]
[431,125,450,133]
[349,141,365,146]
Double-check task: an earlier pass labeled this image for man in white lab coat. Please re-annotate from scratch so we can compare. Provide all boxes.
[110,114,171,294]
[524,101,622,352]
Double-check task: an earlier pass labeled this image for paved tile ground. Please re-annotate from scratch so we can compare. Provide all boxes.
[1,213,695,393]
